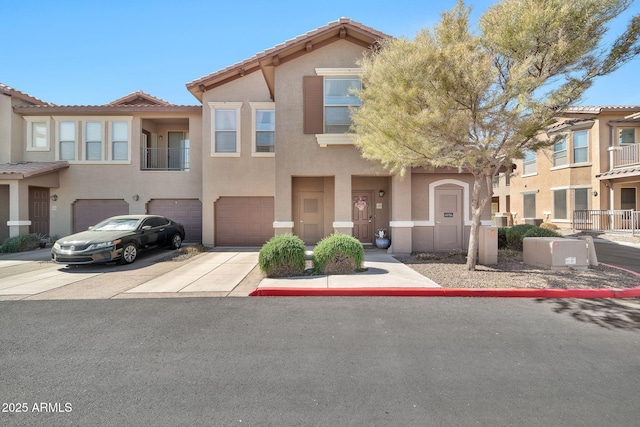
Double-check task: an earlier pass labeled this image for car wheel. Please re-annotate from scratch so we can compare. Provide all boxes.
[119,243,138,264]
[169,233,182,250]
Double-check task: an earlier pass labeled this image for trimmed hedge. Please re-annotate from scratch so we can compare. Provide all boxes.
[523,227,563,238]
[0,233,41,253]
[258,233,306,278]
[505,224,536,251]
[312,233,364,275]
[497,227,508,249]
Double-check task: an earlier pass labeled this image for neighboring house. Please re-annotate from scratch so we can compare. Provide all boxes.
[186,18,489,252]
[1,86,202,243]
[1,18,490,252]
[509,106,640,229]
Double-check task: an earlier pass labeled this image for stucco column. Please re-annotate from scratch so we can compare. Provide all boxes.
[273,177,293,235]
[7,181,30,237]
[389,172,413,254]
[333,173,353,235]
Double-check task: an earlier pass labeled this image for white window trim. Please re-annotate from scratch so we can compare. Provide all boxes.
[25,117,51,151]
[250,102,275,157]
[209,102,242,157]
[315,68,362,76]
[314,68,362,146]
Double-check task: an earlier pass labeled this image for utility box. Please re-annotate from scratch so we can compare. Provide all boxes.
[523,238,588,271]
[478,226,498,265]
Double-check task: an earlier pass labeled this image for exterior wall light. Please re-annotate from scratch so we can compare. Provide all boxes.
[50,194,58,201]
[379,190,385,197]
[132,194,140,201]
[592,191,598,196]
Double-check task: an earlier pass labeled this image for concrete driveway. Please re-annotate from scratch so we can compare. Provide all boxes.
[0,247,260,300]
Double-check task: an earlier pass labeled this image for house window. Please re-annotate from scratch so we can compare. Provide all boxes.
[553,138,567,167]
[573,130,588,163]
[620,128,635,145]
[85,122,103,160]
[250,102,275,155]
[523,151,536,175]
[111,121,129,160]
[324,77,361,133]
[574,188,589,211]
[209,102,242,156]
[26,118,50,151]
[523,193,536,218]
[59,121,76,160]
[553,189,567,219]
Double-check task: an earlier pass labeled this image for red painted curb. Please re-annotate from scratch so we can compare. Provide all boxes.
[249,287,640,298]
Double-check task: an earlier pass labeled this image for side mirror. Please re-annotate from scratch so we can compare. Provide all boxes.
[142,226,152,232]
[88,226,94,230]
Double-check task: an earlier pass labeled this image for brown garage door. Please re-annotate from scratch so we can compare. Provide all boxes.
[73,199,128,233]
[215,197,274,246]
[148,199,202,242]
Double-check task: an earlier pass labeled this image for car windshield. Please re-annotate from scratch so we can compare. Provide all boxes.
[92,218,140,231]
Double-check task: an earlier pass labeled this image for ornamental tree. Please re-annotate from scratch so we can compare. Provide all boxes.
[352,0,640,270]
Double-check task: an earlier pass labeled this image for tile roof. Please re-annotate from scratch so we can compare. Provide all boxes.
[107,91,172,106]
[186,17,390,101]
[0,162,69,180]
[0,83,51,105]
[597,166,640,179]
[562,106,640,114]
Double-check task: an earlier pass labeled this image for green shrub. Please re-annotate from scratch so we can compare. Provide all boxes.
[523,227,563,238]
[497,227,508,249]
[312,233,364,275]
[0,233,41,253]
[505,224,536,251]
[258,233,306,278]
[540,222,559,230]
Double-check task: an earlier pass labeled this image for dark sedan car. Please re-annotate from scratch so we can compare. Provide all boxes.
[51,215,185,265]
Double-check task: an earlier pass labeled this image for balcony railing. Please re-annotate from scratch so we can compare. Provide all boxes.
[141,147,190,171]
[573,209,640,235]
[612,144,640,168]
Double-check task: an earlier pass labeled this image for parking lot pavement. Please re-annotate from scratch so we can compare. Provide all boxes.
[0,249,260,300]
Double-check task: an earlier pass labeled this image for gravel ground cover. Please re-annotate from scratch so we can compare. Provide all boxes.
[397,232,640,290]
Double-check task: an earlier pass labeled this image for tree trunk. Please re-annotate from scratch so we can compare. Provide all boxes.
[465,173,492,271]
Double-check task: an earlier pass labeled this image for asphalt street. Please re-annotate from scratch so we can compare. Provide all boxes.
[593,241,640,274]
[1,297,639,426]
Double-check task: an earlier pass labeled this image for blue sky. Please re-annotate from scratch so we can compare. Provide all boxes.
[2,0,639,106]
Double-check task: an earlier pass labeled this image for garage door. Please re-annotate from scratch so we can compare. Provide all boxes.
[148,199,202,242]
[73,199,128,233]
[215,197,274,246]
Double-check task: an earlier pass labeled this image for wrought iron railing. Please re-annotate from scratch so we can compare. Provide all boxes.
[141,147,190,171]
[573,209,640,235]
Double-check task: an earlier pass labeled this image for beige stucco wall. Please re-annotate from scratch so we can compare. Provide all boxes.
[47,113,202,237]
[510,117,615,227]
[200,71,276,245]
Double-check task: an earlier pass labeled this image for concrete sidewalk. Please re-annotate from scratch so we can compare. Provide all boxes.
[258,252,440,289]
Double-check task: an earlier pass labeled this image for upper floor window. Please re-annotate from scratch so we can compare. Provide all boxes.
[25,117,50,151]
[323,77,361,133]
[523,150,536,175]
[619,128,636,145]
[85,122,103,160]
[553,138,567,167]
[573,130,588,163]
[209,102,242,156]
[111,122,129,161]
[59,121,76,160]
[250,102,275,156]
